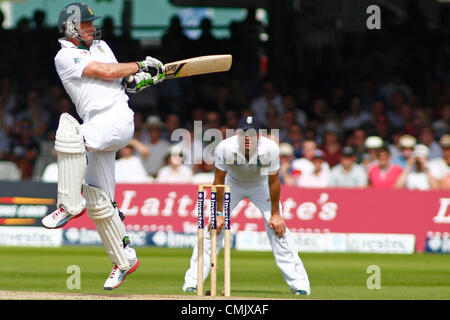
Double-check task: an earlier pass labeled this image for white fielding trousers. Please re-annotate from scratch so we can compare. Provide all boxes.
[80,104,134,201]
[183,177,311,294]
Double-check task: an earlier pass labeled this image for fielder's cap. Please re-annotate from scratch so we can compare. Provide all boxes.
[342,146,356,157]
[312,149,324,159]
[279,143,294,157]
[413,144,429,158]
[365,136,383,149]
[237,116,260,131]
[399,134,417,149]
[145,115,165,128]
[439,134,450,148]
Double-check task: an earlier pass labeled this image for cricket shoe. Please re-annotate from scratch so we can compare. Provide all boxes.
[104,259,140,290]
[182,282,198,293]
[41,199,86,229]
[294,290,310,296]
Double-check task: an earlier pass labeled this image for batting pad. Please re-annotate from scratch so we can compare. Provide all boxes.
[54,113,87,214]
[83,184,130,270]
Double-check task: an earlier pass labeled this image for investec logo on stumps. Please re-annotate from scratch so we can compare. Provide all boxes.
[210,192,217,229]
[224,192,230,230]
[197,191,204,229]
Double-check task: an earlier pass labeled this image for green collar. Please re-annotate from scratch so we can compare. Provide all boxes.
[77,45,89,51]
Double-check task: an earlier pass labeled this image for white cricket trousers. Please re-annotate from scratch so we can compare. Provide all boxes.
[183,177,311,294]
[80,104,134,200]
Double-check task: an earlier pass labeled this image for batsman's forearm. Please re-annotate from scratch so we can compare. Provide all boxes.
[104,62,140,79]
[83,61,139,80]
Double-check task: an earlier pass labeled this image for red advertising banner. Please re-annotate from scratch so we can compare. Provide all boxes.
[65,184,450,252]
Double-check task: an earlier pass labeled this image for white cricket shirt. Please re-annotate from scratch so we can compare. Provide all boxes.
[54,38,129,120]
[215,135,280,184]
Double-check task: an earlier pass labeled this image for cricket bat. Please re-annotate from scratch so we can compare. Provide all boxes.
[163,54,232,80]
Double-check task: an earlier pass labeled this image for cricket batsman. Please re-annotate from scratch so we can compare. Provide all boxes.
[183,116,311,295]
[41,2,164,290]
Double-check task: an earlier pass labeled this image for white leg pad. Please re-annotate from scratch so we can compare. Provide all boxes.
[83,184,130,270]
[55,113,86,214]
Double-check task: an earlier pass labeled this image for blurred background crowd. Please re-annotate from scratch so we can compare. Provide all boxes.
[0,0,449,190]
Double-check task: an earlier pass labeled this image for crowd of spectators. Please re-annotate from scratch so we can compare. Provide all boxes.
[0,5,449,190]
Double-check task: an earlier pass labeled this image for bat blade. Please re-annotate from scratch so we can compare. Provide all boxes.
[164,54,232,80]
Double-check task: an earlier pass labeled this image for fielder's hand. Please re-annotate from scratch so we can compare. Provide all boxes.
[123,72,153,93]
[269,214,286,238]
[136,56,165,84]
[208,213,225,235]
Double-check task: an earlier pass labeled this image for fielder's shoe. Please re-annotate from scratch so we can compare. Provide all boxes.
[182,282,197,293]
[184,287,197,293]
[104,259,140,290]
[294,290,310,296]
[41,200,86,229]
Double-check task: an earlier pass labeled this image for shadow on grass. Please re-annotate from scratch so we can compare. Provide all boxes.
[231,289,290,295]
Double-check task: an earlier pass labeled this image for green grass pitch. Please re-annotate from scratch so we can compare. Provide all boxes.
[0,246,449,300]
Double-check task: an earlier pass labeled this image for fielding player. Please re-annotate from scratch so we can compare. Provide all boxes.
[183,116,311,295]
[41,2,164,290]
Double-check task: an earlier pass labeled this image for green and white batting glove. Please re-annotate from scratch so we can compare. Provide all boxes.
[136,56,165,84]
[123,72,154,94]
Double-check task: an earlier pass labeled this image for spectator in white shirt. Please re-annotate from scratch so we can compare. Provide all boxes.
[156,146,193,184]
[296,150,330,188]
[395,144,440,190]
[428,134,450,189]
[290,140,330,185]
[115,142,153,184]
[329,146,367,187]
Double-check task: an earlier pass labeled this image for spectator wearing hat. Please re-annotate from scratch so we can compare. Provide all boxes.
[295,150,330,188]
[393,134,417,168]
[329,146,367,187]
[362,135,383,170]
[143,115,170,177]
[428,134,450,189]
[395,144,439,190]
[279,142,295,185]
[368,145,403,188]
[156,145,193,184]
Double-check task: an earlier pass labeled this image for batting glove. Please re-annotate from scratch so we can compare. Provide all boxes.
[136,56,165,84]
[123,72,154,94]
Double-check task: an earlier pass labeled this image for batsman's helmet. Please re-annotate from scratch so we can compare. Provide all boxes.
[58,2,101,41]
